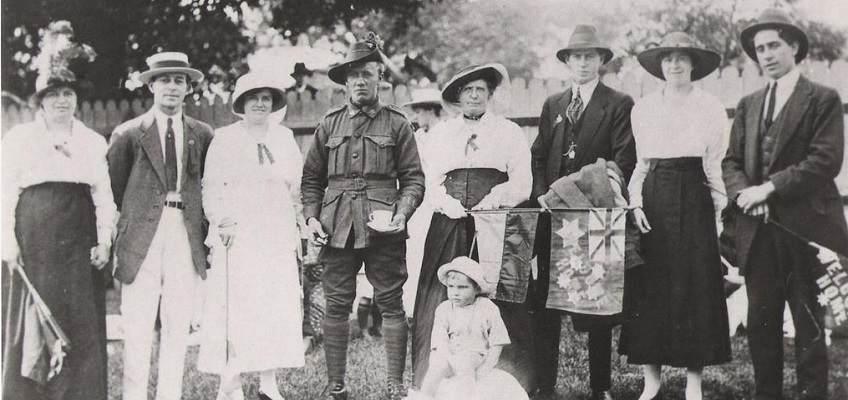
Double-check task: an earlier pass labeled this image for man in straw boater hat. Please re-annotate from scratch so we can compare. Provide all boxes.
[107,51,214,400]
[529,24,636,400]
[723,8,848,400]
[301,32,424,400]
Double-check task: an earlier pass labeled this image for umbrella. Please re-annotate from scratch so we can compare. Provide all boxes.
[13,263,71,382]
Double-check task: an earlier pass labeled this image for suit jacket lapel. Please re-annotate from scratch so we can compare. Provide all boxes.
[769,76,812,169]
[549,90,572,180]
[743,88,766,181]
[574,83,609,167]
[139,111,168,188]
[182,117,200,184]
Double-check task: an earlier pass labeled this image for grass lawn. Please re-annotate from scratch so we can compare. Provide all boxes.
[105,320,848,400]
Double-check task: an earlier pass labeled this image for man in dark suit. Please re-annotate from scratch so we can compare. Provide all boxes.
[529,25,636,400]
[107,52,214,400]
[723,9,848,400]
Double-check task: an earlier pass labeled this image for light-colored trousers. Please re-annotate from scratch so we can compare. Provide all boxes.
[121,208,200,400]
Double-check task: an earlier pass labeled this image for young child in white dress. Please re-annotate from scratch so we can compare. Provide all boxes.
[418,256,511,398]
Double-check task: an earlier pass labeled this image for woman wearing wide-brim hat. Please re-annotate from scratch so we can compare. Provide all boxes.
[2,21,115,400]
[197,72,305,400]
[621,32,731,400]
[410,63,534,393]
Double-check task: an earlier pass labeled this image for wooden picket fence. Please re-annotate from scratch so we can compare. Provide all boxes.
[4,58,848,141]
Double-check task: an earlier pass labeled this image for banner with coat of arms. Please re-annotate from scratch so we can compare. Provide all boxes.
[545,208,626,315]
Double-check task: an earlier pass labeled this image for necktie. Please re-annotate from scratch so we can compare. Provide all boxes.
[764,82,777,130]
[257,143,275,165]
[568,88,583,124]
[165,117,178,191]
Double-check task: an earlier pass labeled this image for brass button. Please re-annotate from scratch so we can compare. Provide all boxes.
[351,194,358,199]
[352,153,359,159]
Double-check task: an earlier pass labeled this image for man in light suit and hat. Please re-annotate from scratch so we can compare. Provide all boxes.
[107,52,214,400]
[302,32,425,400]
[723,9,848,400]
[529,25,636,400]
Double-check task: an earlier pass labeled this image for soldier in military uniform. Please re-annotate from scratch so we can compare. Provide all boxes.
[301,32,425,400]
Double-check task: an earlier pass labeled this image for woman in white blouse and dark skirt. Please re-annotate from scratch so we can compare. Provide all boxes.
[410,64,533,392]
[621,32,732,400]
[2,53,115,399]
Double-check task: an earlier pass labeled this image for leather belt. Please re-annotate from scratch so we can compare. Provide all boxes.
[164,200,185,210]
[327,178,396,190]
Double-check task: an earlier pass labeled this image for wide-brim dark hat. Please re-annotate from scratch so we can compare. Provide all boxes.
[441,63,508,104]
[138,52,204,84]
[556,25,614,65]
[740,8,808,63]
[30,68,93,108]
[327,39,385,85]
[402,88,443,109]
[291,62,313,77]
[231,72,286,115]
[637,32,721,81]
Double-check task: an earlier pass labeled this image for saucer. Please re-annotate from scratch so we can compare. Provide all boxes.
[367,221,396,232]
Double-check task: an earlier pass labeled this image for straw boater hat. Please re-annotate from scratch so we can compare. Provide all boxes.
[327,32,385,85]
[401,88,443,109]
[30,21,96,107]
[637,32,721,81]
[231,72,286,115]
[556,25,615,65]
[137,52,204,84]
[441,63,509,104]
[740,8,809,63]
[437,257,490,295]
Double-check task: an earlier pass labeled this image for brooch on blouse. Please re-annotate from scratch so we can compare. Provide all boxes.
[54,143,72,158]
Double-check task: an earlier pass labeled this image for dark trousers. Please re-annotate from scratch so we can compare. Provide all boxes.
[321,240,408,321]
[531,213,612,393]
[746,224,827,400]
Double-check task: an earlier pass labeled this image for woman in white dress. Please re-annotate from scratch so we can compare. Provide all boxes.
[199,72,305,400]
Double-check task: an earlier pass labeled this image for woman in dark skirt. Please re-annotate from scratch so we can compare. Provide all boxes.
[410,64,533,391]
[2,38,115,400]
[622,32,731,400]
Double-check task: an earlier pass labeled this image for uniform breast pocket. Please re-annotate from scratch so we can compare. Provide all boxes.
[363,134,396,174]
[325,136,347,176]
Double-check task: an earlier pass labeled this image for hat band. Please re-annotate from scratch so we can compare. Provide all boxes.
[148,60,192,69]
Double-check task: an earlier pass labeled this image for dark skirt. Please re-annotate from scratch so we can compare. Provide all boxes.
[2,182,107,400]
[410,217,535,392]
[619,158,731,368]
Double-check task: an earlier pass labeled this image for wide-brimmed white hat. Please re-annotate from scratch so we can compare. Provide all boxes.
[437,257,489,294]
[401,88,443,109]
[231,72,286,115]
[138,52,204,84]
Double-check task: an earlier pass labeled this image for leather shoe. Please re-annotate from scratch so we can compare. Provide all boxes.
[590,390,614,400]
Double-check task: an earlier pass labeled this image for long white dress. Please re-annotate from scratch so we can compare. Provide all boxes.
[198,121,305,373]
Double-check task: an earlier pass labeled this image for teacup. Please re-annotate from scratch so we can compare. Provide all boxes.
[369,210,394,227]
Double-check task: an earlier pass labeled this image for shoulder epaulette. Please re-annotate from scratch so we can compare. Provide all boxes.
[384,103,409,118]
[322,104,347,118]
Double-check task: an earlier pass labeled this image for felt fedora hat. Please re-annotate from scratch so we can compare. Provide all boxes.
[138,52,204,84]
[438,257,490,295]
[556,25,615,65]
[740,8,808,63]
[327,32,385,85]
[401,88,443,109]
[231,72,286,115]
[291,62,313,77]
[441,63,509,104]
[637,31,721,81]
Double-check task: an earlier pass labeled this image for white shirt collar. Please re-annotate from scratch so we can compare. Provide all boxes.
[768,67,800,94]
[152,107,183,131]
[572,77,600,104]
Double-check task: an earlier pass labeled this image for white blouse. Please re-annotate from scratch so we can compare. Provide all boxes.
[2,118,117,255]
[426,112,532,209]
[627,87,729,212]
[202,122,305,237]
